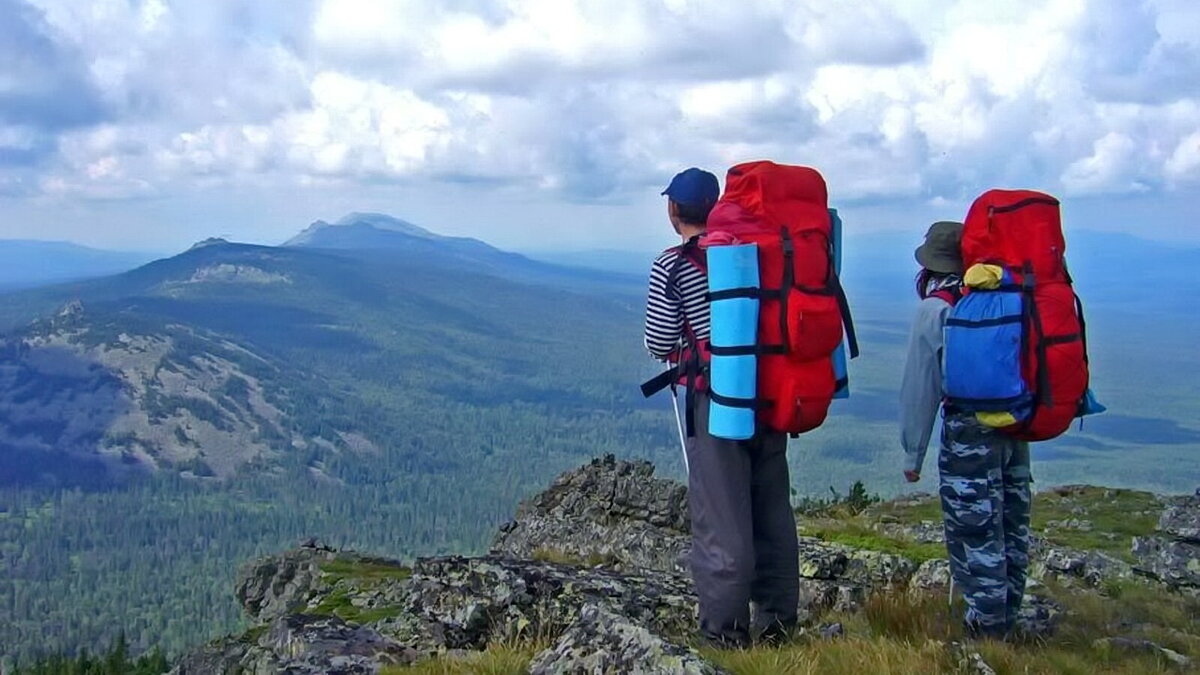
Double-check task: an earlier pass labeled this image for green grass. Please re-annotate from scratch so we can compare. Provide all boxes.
[529,548,618,568]
[1030,487,1162,561]
[801,521,946,563]
[320,558,412,583]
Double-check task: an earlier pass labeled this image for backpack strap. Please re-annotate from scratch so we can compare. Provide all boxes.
[640,237,709,437]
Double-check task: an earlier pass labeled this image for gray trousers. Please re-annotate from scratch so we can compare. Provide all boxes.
[686,393,800,644]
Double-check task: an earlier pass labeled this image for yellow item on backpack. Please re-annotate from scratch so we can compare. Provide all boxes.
[976,411,1018,428]
[964,264,1005,289]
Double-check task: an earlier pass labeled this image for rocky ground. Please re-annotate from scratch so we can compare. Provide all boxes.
[173,456,1200,674]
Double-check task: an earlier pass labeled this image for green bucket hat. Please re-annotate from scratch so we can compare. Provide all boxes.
[915,221,964,275]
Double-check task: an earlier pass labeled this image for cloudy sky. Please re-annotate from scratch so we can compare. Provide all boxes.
[0,0,1197,254]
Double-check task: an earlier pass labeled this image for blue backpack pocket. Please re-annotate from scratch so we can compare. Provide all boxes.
[943,290,1032,416]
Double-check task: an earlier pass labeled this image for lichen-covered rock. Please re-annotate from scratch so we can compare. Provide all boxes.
[796,537,916,588]
[908,559,952,597]
[492,455,690,574]
[1037,546,1133,587]
[1132,536,1200,588]
[168,637,275,675]
[236,546,335,623]
[261,614,418,673]
[877,520,945,544]
[1159,490,1200,543]
[528,604,725,675]
[398,555,697,649]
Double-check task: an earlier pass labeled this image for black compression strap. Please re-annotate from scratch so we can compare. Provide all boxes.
[829,273,860,359]
[992,196,1060,214]
[708,287,784,302]
[945,315,1023,328]
[1075,292,1090,365]
[1024,261,1052,408]
[709,344,787,357]
[640,366,679,398]
[779,228,794,354]
[835,376,849,391]
[1043,333,1081,347]
[709,390,771,410]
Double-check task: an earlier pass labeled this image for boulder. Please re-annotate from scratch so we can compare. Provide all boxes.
[236,547,334,623]
[392,555,697,649]
[1037,546,1133,587]
[1159,490,1200,543]
[1132,536,1200,588]
[528,604,724,675]
[492,455,691,574]
[908,559,952,598]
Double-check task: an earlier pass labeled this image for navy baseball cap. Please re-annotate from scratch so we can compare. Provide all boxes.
[661,167,719,207]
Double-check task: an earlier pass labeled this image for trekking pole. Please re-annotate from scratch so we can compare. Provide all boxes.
[670,388,690,476]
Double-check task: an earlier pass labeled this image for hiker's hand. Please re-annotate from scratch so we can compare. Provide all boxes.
[903,470,920,483]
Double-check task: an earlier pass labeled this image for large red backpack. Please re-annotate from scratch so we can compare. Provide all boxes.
[958,189,1090,441]
[705,161,858,434]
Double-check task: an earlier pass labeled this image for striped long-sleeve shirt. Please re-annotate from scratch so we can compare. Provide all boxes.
[644,243,710,360]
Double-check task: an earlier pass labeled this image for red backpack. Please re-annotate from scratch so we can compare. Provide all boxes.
[958,189,1090,441]
[704,161,858,435]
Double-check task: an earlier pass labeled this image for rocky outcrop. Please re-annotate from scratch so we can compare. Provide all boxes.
[175,459,1200,673]
[1134,489,1200,589]
[492,455,690,573]
[528,604,723,675]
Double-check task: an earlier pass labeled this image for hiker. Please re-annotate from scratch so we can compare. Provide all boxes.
[899,221,1032,639]
[644,167,799,648]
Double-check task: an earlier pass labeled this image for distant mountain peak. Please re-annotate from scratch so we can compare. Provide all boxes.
[189,237,231,250]
[285,213,439,247]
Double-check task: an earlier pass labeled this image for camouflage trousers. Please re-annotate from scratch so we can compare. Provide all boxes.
[938,412,1032,635]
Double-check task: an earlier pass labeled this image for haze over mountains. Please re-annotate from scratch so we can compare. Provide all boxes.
[1,212,1198,665]
[0,240,156,291]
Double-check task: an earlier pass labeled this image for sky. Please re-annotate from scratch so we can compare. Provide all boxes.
[0,0,1197,254]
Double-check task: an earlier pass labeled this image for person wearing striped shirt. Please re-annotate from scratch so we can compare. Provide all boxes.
[644,168,799,649]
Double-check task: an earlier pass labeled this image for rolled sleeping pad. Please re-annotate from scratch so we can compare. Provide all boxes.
[830,208,850,399]
[707,243,761,440]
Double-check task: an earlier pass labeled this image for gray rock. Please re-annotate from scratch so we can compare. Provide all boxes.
[1094,637,1192,669]
[1132,536,1200,587]
[908,558,952,597]
[876,520,945,544]
[1037,546,1133,587]
[168,637,275,675]
[262,614,417,673]
[236,547,334,623]
[397,555,698,649]
[1160,493,1200,543]
[818,622,845,641]
[492,455,691,574]
[528,604,725,675]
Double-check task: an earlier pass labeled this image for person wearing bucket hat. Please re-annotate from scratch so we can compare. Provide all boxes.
[899,220,1033,640]
[914,221,964,275]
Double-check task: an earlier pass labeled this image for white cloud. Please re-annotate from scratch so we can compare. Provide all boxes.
[0,0,1197,247]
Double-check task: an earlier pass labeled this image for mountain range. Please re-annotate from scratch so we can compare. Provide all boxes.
[1,213,1199,664]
